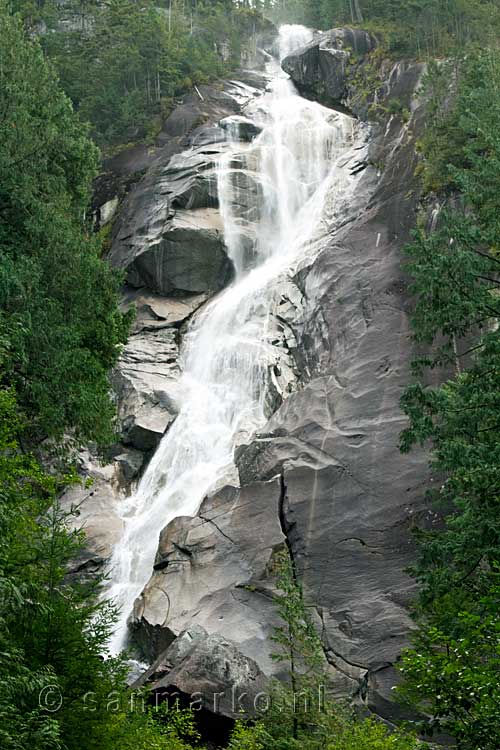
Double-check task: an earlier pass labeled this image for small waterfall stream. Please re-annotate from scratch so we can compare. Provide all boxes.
[106,25,367,655]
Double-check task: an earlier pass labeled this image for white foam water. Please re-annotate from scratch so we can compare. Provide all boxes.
[106,25,366,655]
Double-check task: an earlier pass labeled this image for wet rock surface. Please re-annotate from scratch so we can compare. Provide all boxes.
[76,31,435,726]
[135,45,431,720]
[233,52,430,718]
[282,28,376,106]
[130,478,285,673]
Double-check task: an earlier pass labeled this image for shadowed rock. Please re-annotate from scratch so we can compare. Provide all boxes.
[134,626,270,728]
[282,28,376,104]
[220,115,263,142]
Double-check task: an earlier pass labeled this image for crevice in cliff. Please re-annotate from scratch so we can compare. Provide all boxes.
[315,606,368,676]
[334,537,384,555]
[199,513,236,545]
[278,470,298,580]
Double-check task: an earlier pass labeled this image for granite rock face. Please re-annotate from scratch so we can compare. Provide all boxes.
[234,54,430,719]
[107,156,231,296]
[75,31,436,726]
[130,479,285,673]
[132,48,432,721]
[112,326,181,452]
[68,76,269,577]
[282,28,376,104]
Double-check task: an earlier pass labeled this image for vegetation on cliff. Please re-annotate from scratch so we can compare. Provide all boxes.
[206,551,422,750]
[267,0,500,55]
[12,0,273,147]
[398,47,500,748]
[0,3,130,445]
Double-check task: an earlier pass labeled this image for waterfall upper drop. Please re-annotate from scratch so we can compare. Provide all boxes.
[105,25,368,656]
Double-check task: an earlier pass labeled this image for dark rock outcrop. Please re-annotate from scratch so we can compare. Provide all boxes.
[107,143,232,296]
[110,207,231,297]
[130,625,270,744]
[220,115,263,142]
[282,28,376,105]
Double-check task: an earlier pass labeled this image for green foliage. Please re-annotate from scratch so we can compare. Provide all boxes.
[267,0,500,57]
[0,389,209,750]
[269,548,324,739]
[271,549,324,682]
[13,0,272,147]
[400,576,500,749]
[0,3,130,444]
[398,46,500,749]
[0,390,62,750]
[229,721,266,750]
[228,702,421,750]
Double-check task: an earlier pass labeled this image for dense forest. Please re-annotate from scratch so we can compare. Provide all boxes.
[267,0,500,54]
[0,0,499,748]
[12,0,273,146]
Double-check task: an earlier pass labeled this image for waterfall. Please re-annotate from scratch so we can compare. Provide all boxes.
[106,25,366,656]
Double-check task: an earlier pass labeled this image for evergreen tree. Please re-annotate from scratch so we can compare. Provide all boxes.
[0,388,209,750]
[398,47,500,748]
[236,549,421,750]
[0,2,130,444]
[400,574,500,749]
[269,549,324,739]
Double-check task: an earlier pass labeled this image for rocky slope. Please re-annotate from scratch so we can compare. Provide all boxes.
[68,28,435,726]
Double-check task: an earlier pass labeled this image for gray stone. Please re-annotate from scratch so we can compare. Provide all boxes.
[106,76,269,298]
[79,40,436,725]
[112,328,181,452]
[130,479,285,673]
[59,451,125,576]
[110,204,232,296]
[133,625,209,688]
[282,28,376,104]
[220,115,263,142]
[147,629,271,721]
[114,447,145,483]
[121,287,207,333]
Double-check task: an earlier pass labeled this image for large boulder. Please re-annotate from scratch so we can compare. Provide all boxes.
[112,326,181,452]
[130,479,285,671]
[135,626,270,723]
[103,75,270,291]
[282,28,376,104]
[220,115,263,142]
[109,201,232,296]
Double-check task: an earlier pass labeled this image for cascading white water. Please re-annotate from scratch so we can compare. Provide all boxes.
[106,25,367,655]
